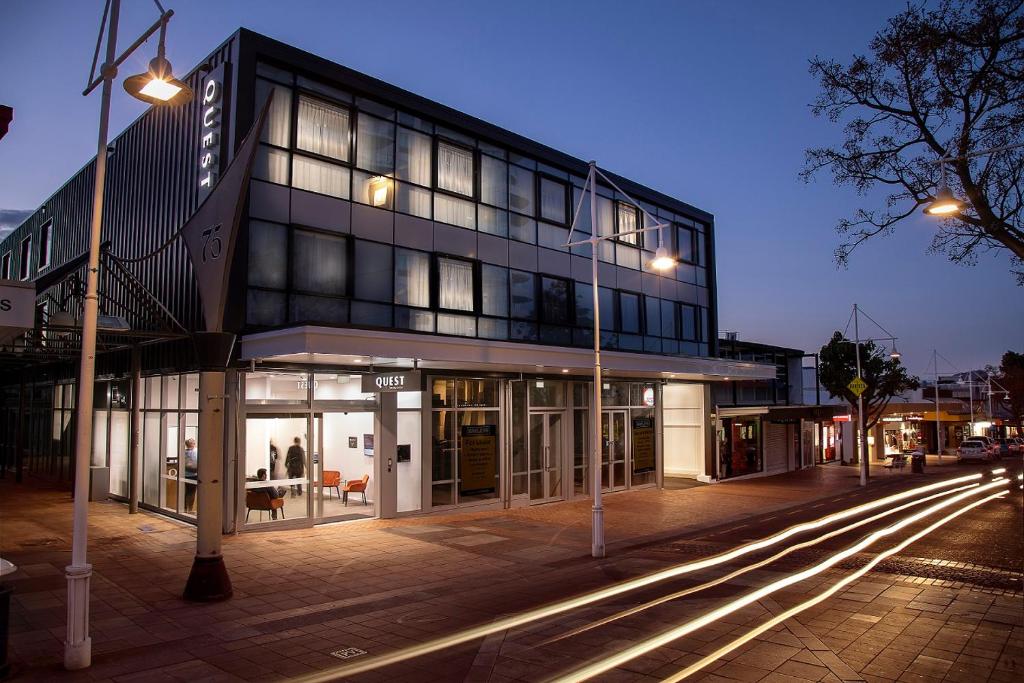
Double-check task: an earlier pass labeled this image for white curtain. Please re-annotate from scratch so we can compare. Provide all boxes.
[398,128,432,185]
[397,183,432,219]
[396,250,430,307]
[292,156,349,199]
[437,141,473,196]
[480,155,508,208]
[434,194,475,229]
[616,202,639,245]
[509,165,534,215]
[256,80,292,147]
[540,178,565,222]
[438,258,473,311]
[297,96,350,161]
[356,114,395,173]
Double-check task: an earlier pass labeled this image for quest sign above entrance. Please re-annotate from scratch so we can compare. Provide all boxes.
[361,370,423,393]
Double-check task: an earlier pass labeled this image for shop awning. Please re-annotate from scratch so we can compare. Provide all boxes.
[239,325,776,381]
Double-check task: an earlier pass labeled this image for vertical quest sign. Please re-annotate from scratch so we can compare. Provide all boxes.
[197,63,230,203]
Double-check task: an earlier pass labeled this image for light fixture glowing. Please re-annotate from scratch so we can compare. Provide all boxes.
[925,183,962,215]
[368,176,391,207]
[650,246,676,271]
[561,369,570,374]
[123,56,192,106]
[889,341,901,360]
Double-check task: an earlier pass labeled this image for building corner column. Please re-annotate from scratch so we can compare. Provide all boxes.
[184,333,235,602]
[128,346,142,513]
[376,391,398,519]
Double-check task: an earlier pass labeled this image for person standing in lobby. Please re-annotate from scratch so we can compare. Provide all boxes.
[183,438,198,512]
[285,437,305,497]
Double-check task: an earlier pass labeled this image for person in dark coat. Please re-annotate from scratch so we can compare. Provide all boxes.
[254,468,282,520]
[285,437,305,497]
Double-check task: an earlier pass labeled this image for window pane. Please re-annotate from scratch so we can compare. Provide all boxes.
[394,249,430,307]
[661,299,677,338]
[297,95,350,161]
[437,141,474,197]
[599,287,614,331]
[509,214,535,243]
[354,240,393,302]
[437,313,476,337]
[620,292,640,334]
[256,79,291,147]
[292,155,349,198]
[480,155,508,208]
[539,178,567,223]
[509,165,535,216]
[645,296,661,336]
[292,230,347,295]
[353,170,393,209]
[478,206,508,237]
[289,294,348,323]
[617,202,639,245]
[481,265,508,317]
[677,225,694,262]
[438,258,474,312]
[510,270,535,320]
[538,223,568,251]
[396,182,431,218]
[253,146,289,185]
[247,290,286,326]
[596,195,615,261]
[434,194,476,229]
[541,277,570,325]
[695,231,706,266]
[681,304,697,341]
[356,113,395,173]
[397,127,432,186]
[575,282,593,328]
[248,221,287,289]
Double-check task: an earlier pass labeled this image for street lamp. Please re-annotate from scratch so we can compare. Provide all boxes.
[565,161,676,558]
[67,0,190,670]
[923,142,1024,216]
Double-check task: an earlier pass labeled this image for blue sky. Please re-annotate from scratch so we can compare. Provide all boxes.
[0,0,1020,373]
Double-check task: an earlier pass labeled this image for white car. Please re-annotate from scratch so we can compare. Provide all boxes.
[966,435,1000,459]
[957,440,992,462]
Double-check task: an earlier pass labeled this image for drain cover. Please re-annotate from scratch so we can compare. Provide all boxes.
[330,647,367,660]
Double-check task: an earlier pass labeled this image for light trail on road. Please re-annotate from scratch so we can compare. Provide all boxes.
[549,478,1008,683]
[537,481,981,647]
[658,490,1010,682]
[287,474,983,683]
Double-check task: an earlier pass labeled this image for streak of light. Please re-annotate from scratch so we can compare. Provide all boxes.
[659,490,1009,682]
[538,481,979,647]
[991,467,1006,475]
[550,478,1007,683]
[286,473,982,683]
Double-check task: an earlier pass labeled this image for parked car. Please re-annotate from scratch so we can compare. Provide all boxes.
[967,435,1000,459]
[994,438,1015,457]
[1009,437,1024,455]
[957,440,992,462]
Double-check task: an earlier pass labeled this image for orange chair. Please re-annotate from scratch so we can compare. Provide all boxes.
[321,470,342,499]
[342,474,370,506]
[245,490,285,521]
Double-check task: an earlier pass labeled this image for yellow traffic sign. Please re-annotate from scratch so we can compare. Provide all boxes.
[848,377,868,397]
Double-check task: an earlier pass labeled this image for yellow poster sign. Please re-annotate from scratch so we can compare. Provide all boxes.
[848,377,868,397]
[460,424,497,495]
[632,416,656,474]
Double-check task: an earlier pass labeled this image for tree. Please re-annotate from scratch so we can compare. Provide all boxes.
[995,350,1024,426]
[802,0,1024,284]
[819,332,921,460]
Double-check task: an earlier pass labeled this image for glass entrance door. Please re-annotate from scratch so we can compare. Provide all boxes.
[243,414,310,525]
[528,412,564,502]
[601,410,628,491]
[317,411,377,520]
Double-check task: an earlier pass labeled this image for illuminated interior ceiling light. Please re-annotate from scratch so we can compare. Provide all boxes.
[124,56,192,106]
[306,474,982,680]
[650,246,676,271]
[368,176,391,207]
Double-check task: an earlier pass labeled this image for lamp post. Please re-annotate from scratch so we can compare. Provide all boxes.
[849,304,902,487]
[67,0,190,669]
[565,161,675,558]
[923,142,1024,216]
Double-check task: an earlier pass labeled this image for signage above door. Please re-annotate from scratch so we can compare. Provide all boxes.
[361,370,422,393]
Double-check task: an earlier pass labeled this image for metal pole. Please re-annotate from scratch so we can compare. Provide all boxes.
[986,374,993,434]
[588,162,604,559]
[934,350,942,461]
[128,346,141,513]
[853,304,867,487]
[66,0,119,669]
[968,379,974,437]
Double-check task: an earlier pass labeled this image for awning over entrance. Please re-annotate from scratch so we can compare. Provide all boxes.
[240,325,775,381]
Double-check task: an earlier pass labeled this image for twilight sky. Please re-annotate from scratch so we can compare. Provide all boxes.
[0,0,1020,374]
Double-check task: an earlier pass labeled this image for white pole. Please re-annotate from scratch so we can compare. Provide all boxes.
[853,304,867,487]
[968,377,974,437]
[588,162,605,559]
[934,350,942,461]
[66,0,120,670]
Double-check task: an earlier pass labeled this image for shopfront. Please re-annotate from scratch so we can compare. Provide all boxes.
[717,410,764,480]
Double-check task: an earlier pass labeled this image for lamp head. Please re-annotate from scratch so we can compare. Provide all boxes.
[124,56,193,106]
[650,246,676,271]
[924,184,962,216]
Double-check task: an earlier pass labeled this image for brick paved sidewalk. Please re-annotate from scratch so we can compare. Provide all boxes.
[0,460,979,681]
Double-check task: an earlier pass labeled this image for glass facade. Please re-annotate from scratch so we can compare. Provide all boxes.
[246,64,713,357]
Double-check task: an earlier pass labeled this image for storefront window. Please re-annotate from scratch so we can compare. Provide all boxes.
[719,417,762,479]
[432,378,501,508]
[244,416,310,524]
[313,374,376,403]
[245,372,311,405]
[529,380,564,408]
[601,382,631,406]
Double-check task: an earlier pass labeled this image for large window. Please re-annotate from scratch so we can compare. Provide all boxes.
[248,221,288,290]
[356,113,395,174]
[481,265,508,317]
[540,276,570,325]
[38,222,52,270]
[681,303,698,341]
[397,127,432,186]
[395,248,430,308]
[19,236,30,280]
[509,165,535,217]
[480,155,508,208]
[539,177,568,224]
[619,292,640,334]
[616,201,640,246]
[353,240,392,302]
[292,155,349,198]
[510,270,536,320]
[297,95,350,161]
[292,230,347,296]
[437,141,474,197]
[438,257,474,312]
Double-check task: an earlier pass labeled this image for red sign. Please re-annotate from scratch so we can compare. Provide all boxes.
[833,415,852,422]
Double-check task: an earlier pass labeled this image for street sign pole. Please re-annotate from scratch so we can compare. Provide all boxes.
[853,304,868,487]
